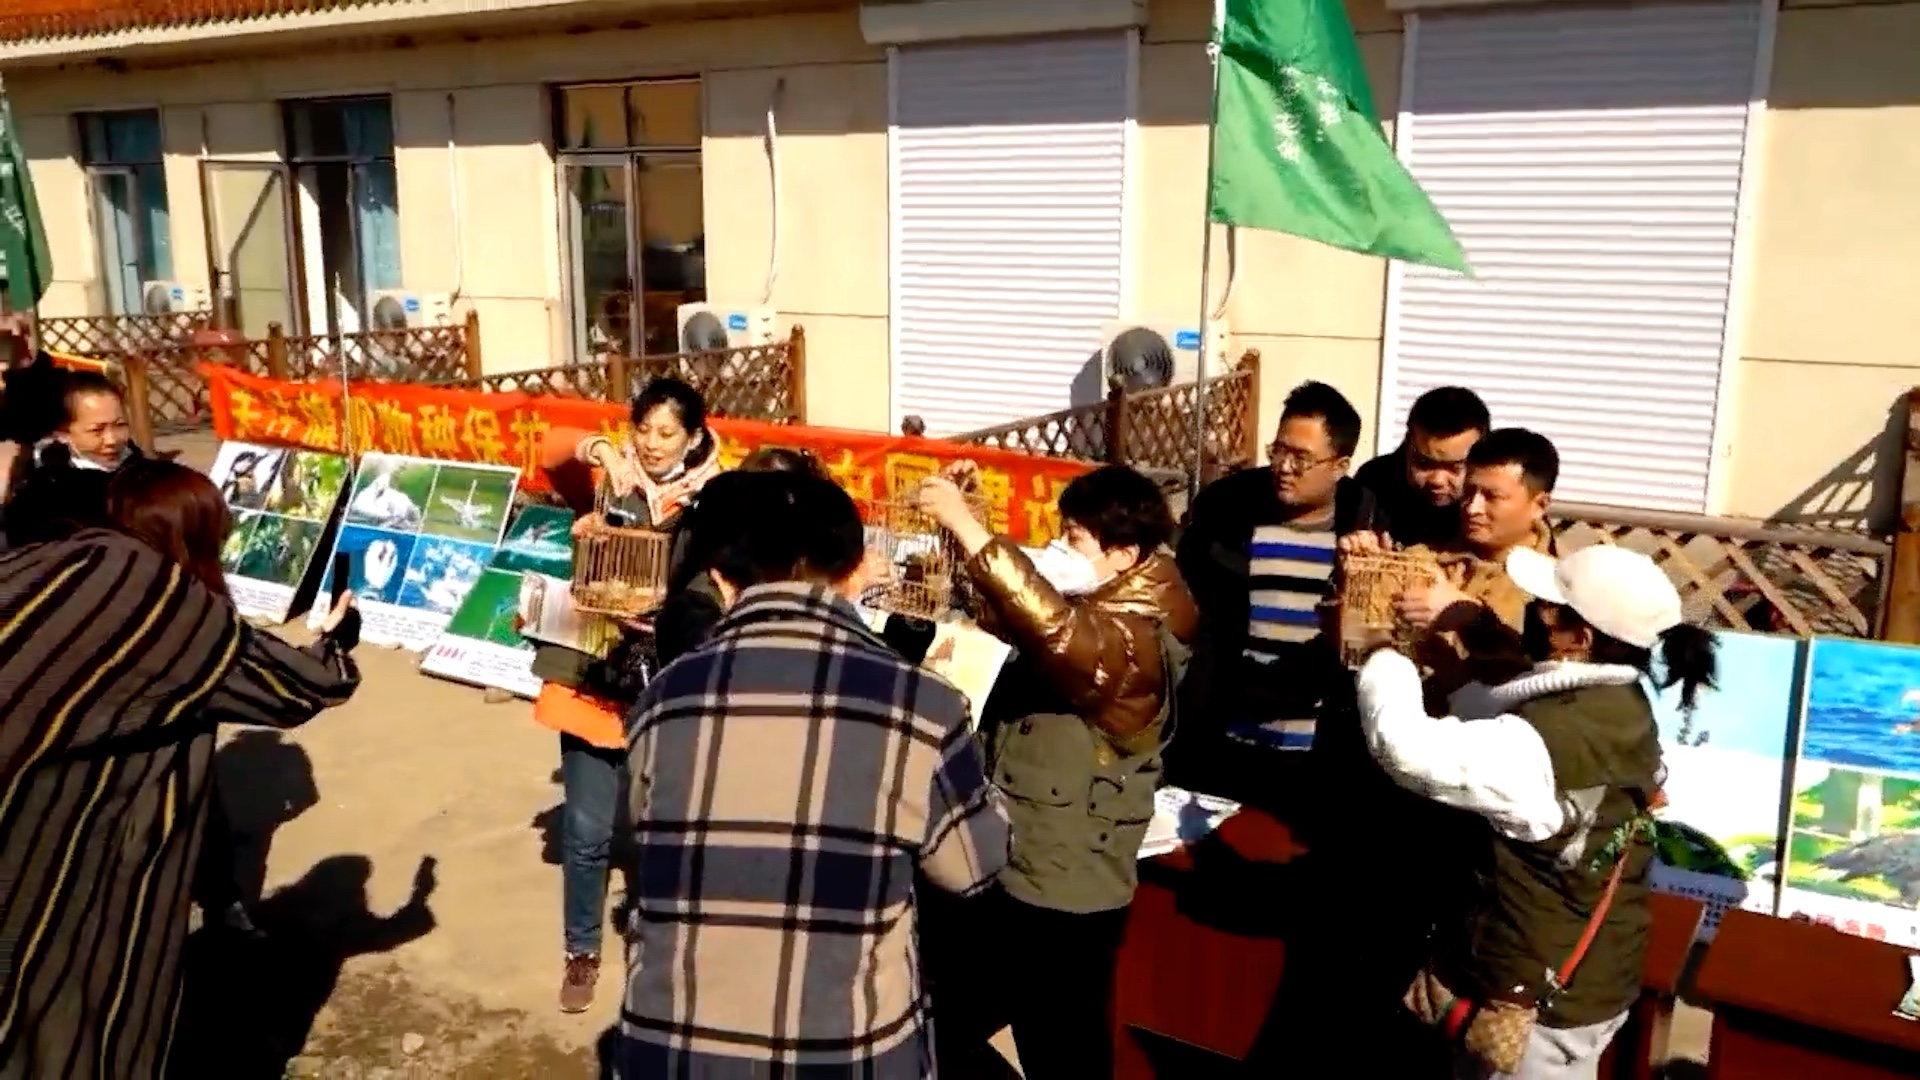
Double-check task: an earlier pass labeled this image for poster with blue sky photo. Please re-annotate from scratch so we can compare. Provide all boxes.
[1780,637,1920,947]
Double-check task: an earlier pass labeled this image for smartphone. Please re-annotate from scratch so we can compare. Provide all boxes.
[331,552,352,605]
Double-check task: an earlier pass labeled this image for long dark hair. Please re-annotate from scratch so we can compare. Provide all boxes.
[105,459,234,599]
[1653,624,1719,713]
[1589,618,1720,713]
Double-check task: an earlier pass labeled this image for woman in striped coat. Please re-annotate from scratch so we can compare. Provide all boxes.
[0,461,361,1078]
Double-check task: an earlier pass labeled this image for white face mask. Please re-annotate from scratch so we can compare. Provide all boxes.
[1031,539,1104,596]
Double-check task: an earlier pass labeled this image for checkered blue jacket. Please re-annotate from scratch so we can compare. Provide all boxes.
[617,582,1010,1078]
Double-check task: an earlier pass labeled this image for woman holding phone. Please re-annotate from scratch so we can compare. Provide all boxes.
[531,376,720,1013]
[0,460,361,1076]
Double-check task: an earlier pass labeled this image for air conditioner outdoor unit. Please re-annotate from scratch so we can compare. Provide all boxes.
[1098,319,1231,392]
[676,303,776,350]
[140,280,211,315]
[367,289,453,330]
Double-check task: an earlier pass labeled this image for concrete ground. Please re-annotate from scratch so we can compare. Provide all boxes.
[154,430,1709,1077]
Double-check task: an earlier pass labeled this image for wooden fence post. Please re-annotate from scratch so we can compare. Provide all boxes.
[120,354,156,452]
[1883,388,1920,642]
[607,353,630,404]
[265,323,289,380]
[1102,382,1128,464]
[786,324,808,424]
[1241,348,1264,466]
[463,309,483,379]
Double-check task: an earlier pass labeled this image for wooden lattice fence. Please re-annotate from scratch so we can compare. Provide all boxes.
[431,328,807,424]
[35,311,212,357]
[236,313,481,383]
[1551,504,1889,639]
[950,350,1263,486]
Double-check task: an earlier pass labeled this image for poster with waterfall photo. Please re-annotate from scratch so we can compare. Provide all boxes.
[1647,630,1803,939]
[1778,637,1920,947]
[310,453,520,650]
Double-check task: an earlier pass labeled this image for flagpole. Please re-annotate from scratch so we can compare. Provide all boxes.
[1189,0,1226,504]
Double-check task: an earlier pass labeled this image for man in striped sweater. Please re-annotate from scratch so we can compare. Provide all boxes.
[1171,381,1370,801]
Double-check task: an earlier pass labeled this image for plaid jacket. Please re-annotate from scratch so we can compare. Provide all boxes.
[618,582,1010,1078]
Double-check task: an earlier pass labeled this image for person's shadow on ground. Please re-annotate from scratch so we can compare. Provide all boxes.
[214,730,321,902]
[171,853,439,1079]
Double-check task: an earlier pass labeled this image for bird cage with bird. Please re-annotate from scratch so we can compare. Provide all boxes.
[569,498,674,620]
[856,481,988,621]
[1337,549,1438,667]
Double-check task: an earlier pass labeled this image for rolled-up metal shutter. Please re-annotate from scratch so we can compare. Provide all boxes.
[889,33,1130,436]
[1385,2,1764,511]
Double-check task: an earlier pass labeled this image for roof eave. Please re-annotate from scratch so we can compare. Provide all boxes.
[0,0,773,66]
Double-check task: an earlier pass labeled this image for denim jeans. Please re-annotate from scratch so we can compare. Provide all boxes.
[560,733,626,957]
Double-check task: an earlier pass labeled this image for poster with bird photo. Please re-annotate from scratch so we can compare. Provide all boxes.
[310,453,520,650]
[210,442,352,622]
[1645,630,1803,938]
[1778,637,1920,947]
[421,505,573,698]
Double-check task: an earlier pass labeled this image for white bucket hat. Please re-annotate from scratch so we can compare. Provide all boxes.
[1504,544,1684,650]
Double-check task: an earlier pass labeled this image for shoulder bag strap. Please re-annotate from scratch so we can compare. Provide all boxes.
[1550,851,1631,993]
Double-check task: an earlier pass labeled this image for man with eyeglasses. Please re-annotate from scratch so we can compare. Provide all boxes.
[1351,386,1489,550]
[1171,380,1370,801]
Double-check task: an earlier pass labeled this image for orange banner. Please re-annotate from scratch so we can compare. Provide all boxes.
[201,364,1092,544]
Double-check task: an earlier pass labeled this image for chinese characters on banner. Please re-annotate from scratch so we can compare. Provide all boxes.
[201,364,1095,545]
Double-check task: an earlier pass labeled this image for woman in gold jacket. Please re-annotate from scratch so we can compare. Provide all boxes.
[916,461,1197,1080]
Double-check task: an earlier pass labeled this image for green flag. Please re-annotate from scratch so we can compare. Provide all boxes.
[1207,0,1470,274]
[0,88,52,311]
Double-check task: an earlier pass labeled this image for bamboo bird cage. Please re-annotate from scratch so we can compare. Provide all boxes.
[856,484,989,621]
[1337,550,1438,667]
[570,509,673,620]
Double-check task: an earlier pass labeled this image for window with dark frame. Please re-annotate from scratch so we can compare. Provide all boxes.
[553,79,705,361]
[279,96,402,334]
[78,109,173,316]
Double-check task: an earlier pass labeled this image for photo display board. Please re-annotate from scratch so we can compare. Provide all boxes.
[1646,630,1803,938]
[311,453,519,650]
[1779,637,1920,947]
[421,505,573,698]
[212,442,351,622]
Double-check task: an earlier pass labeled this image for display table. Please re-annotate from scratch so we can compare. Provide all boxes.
[1692,909,1920,1079]
[1110,808,1304,1076]
[1598,891,1704,1080]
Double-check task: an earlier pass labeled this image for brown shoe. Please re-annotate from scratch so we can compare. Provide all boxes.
[559,953,600,1013]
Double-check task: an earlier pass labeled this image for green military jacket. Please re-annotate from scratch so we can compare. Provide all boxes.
[983,629,1184,914]
[1435,680,1662,1029]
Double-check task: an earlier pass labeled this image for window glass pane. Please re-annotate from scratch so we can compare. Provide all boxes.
[637,157,704,356]
[92,171,139,313]
[627,81,701,149]
[287,101,348,159]
[80,110,162,165]
[353,160,402,291]
[567,162,634,356]
[135,163,172,281]
[79,114,109,164]
[105,111,162,162]
[342,99,394,159]
[559,86,628,151]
